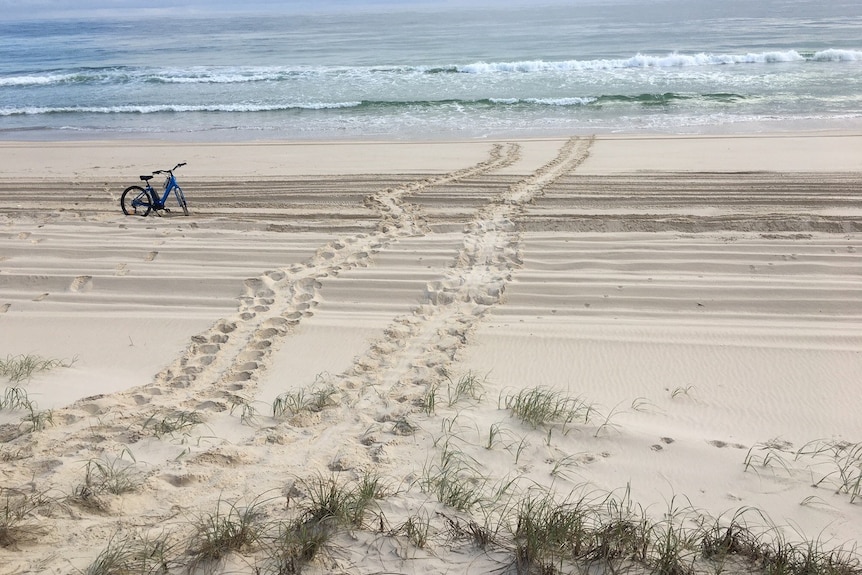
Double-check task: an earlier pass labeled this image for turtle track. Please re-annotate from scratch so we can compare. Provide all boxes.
[2,142,521,464]
[278,137,595,467]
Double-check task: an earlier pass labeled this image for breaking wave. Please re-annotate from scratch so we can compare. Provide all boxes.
[2,49,859,87]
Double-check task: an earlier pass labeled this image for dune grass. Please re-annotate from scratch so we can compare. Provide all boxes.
[14,465,859,575]
[228,393,259,426]
[187,495,269,569]
[20,406,53,433]
[502,486,862,575]
[0,386,32,411]
[0,354,75,384]
[75,451,143,502]
[397,510,432,549]
[86,532,174,575]
[420,438,487,512]
[141,410,204,440]
[298,472,384,529]
[503,386,595,430]
[511,489,596,572]
[30,393,856,575]
[745,438,862,504]
[424,371,487,415]
[260,473,386,573]
[4,367,859,575]
[446,371,485,405]
[1,386,54,434]
[272,383,339,418]
[0,488,52,548]
[264,518,331,574]
[798,440,862,504]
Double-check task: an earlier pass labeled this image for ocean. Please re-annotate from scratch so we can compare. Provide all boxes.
[1,0,861,141]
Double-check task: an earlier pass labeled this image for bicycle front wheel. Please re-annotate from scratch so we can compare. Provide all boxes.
[174,186,189,216]
[121,186,152,216]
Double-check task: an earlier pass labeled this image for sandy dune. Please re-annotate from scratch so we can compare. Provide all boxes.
[0,135,860,574]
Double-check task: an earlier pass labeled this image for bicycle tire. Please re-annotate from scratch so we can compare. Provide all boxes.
[175,186,189,216]
[121,186,152,217]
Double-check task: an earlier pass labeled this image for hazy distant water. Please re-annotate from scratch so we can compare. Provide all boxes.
[1,0,861,140]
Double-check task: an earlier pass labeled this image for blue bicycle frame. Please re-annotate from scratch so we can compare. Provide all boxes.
[152,168,184,208]
[121,162,188,217]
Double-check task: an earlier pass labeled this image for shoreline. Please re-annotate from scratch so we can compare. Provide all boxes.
[1,132,862,179]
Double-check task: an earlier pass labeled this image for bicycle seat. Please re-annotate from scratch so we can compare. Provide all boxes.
[140,175,154,182]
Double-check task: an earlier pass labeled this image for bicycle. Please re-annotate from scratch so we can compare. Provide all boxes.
[120,162,189,217]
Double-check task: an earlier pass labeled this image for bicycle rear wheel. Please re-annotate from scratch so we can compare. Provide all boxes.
[174,186,189,216]
[121,186,152,216]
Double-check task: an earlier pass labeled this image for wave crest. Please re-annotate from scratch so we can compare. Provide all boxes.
[0,93,753,117]
[812,49,862,62]
[1,48,859,88]
[0,102,363,116]
[457,50,812,74]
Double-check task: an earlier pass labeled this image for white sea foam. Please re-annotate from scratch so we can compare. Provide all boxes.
[151,69,297,84]
[0,73,80,87]
[813,49,862,62]
[0,67,319,87]
[457,50,812,74]
[1,48,854,90]
[153,74,281,84]
[0,102,363,116]
[489,97,595,106]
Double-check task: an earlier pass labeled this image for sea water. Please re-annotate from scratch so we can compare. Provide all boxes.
[1,0,861,141]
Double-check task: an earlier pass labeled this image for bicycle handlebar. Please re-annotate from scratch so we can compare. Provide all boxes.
[152,162,186,175]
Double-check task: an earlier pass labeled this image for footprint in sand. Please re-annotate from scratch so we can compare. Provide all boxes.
[0,303,9,313]
[115,263,129,276]
[17,232,31,240]
[708,439,747,449]
[145,251,158,261]
[33,293,49,301]
[243,278,269,296]
[284,311,303,323]
[216,320,237,334]
[255,327,282,340]
[261,317,289,331]
[69,275,93,292]
[229,370,254,383]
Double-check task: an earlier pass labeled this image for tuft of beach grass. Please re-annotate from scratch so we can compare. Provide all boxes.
[0,354,76,384]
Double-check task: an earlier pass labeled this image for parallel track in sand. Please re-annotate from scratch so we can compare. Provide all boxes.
[1,168,859,233]
[0,138,860,573]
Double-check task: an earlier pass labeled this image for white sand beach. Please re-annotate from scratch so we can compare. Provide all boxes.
[0,134,860,574]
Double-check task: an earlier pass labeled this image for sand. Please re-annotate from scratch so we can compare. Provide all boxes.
[0,134,860,574]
